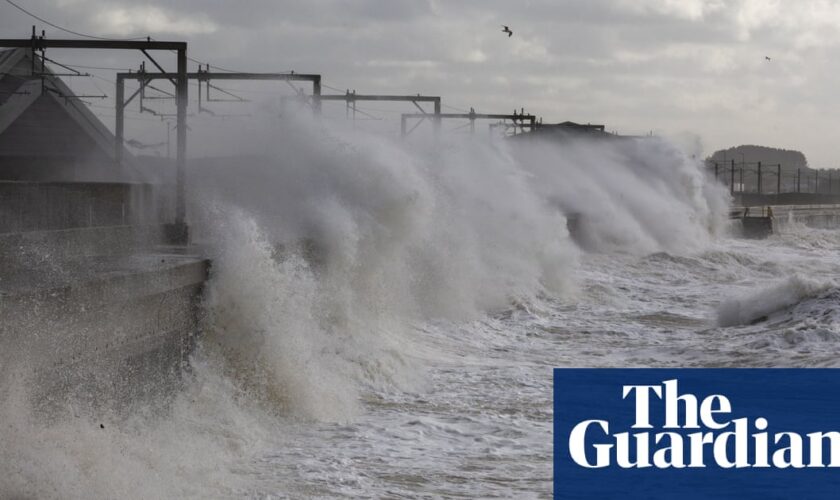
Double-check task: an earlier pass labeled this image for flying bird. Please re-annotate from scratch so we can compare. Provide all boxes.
[502,25,513,37]
[765,56,771,61]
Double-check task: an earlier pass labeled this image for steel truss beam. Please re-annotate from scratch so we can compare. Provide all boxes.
[401,109,536,137]
[316,90,441,134]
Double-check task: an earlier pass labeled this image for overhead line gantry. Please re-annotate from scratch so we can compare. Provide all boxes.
[0,28,190,231]
[401,108,537,137]
[315,90,441,134]
[114,66,322,162]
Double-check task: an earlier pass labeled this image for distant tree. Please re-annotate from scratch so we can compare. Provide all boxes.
[707,145,807,170]
[706,145,810,193]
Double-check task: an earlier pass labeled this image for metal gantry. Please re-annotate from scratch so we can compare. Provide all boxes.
[116,67,321,234]
[316,90,441,134]
[115,67,321,158]
[401,108,536,137]
[2,29,554,232]
[0,28,190,229]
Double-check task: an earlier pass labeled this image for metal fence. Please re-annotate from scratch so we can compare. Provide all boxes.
[706,160,840,196]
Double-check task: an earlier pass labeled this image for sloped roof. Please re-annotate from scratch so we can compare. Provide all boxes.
[0,47,134,164]
[555,121,606,131]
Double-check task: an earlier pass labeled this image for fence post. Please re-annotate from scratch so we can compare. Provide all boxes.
[757,161,762,194]
[798,168,801,193]
[777,164,781,195]
[730,159,735,195]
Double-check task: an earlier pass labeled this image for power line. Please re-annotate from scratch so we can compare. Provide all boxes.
[4,0,147,41]
[5,1,301,85]
[92,74,116,85]
[443,103,469,113]
[4,1,248,73]
[58,62,132,71]
[207,84,299,95]
[322,83,346,93]
[89,76,108,98]
[37,55,117,88]
[93,112,161,123]
[342,104,404,114]
[185,58,244,73]
[350,105,382,121]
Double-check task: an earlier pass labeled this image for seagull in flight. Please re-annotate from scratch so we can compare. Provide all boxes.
[765,56,771,61]
[502,25,513,37]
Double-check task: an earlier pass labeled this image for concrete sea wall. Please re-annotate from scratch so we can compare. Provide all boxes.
[0,181,207,415]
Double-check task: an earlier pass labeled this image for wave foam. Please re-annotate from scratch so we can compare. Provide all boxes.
[717,275,834,327]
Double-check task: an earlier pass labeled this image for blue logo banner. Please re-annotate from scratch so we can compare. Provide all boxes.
[554,369,840,499]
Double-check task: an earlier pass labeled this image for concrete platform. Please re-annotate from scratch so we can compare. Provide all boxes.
[0,179,203,416]
[2,252,209,414]
[730,204,840,238]
[0,180,166,233]
[0,224,167,268]
[769,204,840,229]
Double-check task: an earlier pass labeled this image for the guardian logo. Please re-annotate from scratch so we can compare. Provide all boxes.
[555,369,840,499]
[568,379,840,469]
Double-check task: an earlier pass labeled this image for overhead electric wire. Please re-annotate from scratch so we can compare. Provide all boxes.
[204,84,295,95]
[5,1,257,75]
[92,74,116,85]
[35,56,119,97]
[93,112,161,123]
[341,105,404,114]
[89,76,108,97]
[4,0,147,40]
[185,59,243,73]
[443,103,469,113]
[348,105,382,121]
[322,83,347,93]
[57,62,132,71]
[319,83,469,118]
[0,6,331,128]
[41,55,87,76]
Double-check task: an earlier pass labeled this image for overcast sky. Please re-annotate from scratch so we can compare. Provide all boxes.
[3,0,840,166]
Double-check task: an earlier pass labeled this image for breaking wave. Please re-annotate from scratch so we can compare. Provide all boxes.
[717,274,834,327]
[189,119,729,420]
[0,118,729,499]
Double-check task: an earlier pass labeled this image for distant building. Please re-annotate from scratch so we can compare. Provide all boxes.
[546,121,607,133]
[0,48,139,182]
[511,120,620,142]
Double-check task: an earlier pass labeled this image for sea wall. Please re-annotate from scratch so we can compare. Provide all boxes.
[0,180,168,233]
[734,192,840,207]
[0,181,206,415]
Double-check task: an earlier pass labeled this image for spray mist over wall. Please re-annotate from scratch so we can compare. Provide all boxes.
[0,110,730,498]
[186,115,729,421]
